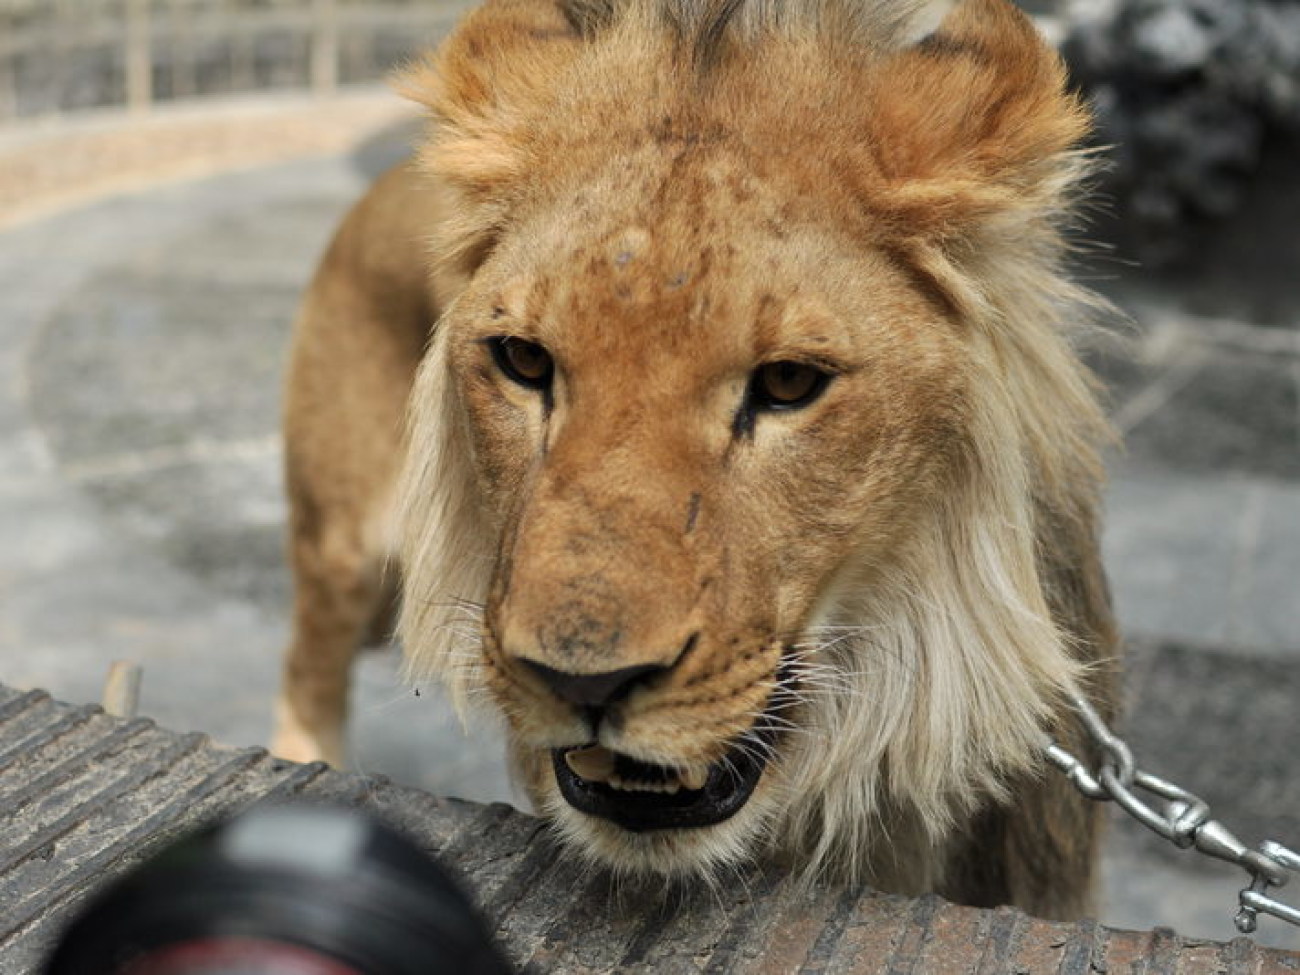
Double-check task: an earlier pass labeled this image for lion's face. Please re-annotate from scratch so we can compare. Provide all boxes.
[439,145,972,872]
[399,0,1103,887]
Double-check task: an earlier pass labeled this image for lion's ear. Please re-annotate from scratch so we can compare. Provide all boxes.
[863,0,1091,241]
[396,0,588,270]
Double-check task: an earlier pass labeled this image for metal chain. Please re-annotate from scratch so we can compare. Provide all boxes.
[1045,689,1300,934]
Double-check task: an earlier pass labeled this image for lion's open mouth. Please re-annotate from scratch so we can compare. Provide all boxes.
[551,668,790,832]
[551,739,767,832]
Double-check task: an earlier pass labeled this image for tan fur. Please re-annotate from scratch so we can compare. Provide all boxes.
[273,0,1120,919]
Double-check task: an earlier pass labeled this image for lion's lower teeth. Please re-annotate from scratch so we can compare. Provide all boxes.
[609,776,680,794]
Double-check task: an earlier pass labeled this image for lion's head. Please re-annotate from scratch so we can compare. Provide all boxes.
[397,0,1111,890]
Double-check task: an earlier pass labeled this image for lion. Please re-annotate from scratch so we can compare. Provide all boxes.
[271,0,1121,920]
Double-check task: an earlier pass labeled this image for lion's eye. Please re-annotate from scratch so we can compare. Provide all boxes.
[489,336,554,390]
[748,361,830,411]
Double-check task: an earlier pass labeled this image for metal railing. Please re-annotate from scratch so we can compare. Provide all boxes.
[0,0,466,120]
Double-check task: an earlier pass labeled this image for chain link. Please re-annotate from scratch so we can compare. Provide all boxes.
[1045,689,1299,934]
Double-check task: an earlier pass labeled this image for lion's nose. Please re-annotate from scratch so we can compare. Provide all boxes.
[521,659,667,708]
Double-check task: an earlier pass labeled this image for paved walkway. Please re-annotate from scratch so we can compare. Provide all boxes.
[0,95,1296,949]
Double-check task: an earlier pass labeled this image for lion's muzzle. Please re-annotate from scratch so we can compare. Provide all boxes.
[485,445,791,834]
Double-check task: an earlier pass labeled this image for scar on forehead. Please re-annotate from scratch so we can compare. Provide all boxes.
[610,226,652,267]
[685,492,702,534]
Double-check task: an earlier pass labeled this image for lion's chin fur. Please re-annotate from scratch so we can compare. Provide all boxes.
[540,784,783,884]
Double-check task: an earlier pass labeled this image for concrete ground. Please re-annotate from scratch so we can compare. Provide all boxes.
[1,93,1297,950]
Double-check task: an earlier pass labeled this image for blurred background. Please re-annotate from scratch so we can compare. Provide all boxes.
[0,0,1297,951]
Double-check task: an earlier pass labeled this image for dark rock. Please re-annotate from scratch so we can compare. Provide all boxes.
[1062,0,1300,265]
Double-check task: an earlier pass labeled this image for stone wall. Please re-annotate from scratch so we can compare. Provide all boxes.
[0,0,465,119]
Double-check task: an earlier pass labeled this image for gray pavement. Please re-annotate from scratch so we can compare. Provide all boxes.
[1,105,1297,950]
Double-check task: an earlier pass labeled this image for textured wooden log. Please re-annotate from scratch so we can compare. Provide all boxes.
[2,684,1298,973]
